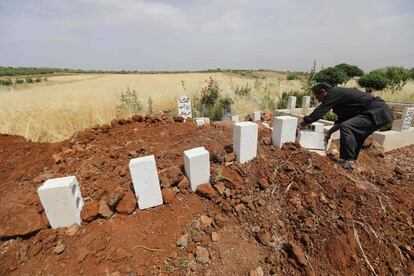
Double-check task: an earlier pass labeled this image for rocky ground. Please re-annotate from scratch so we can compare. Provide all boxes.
[0,114,413,275]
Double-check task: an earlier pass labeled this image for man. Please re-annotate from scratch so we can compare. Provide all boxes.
[299,83,393,170]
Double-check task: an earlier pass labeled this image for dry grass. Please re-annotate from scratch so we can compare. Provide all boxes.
[1,72,412,143]
[0,72,300,142]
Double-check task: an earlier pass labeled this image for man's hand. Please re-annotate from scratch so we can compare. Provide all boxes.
[297,121,307,136]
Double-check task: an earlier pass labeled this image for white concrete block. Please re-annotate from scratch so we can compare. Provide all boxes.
[311,122,325,133]
[129,155,163,209]
[184,147,210,191]
[323,126,340,140]
[392,107,414,132]
[233,122,258,163]
[297,131,325,150]
[302,96,311,109]
[272,116,298,148]
[231,115,239,123]
[252,111,261,122]
[203,117,210,124]
[37,176,84,229]
[195,118,205,126]
[287,96,297,110]
[372,127,414,152]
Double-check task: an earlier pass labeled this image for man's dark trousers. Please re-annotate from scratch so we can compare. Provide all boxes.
[339,114,386,160]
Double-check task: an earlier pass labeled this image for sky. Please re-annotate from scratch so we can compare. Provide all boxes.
[0,0,413,72]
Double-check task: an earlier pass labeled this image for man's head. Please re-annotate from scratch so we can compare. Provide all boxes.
[311,83,332,102]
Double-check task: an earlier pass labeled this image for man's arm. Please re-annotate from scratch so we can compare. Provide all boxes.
[324,124,340,142]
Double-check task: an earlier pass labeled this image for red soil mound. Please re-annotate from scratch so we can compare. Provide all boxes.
[0,117,413,275]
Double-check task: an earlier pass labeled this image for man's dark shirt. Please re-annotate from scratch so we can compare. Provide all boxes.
[303,87,393,125]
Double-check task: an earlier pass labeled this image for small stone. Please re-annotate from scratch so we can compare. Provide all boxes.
[200,215,212,228]
[65,224,80,236]
[52,153,63,164]
[81,200,99,222]
[54,241,66,255]
[98,200,113,218]
[214,182,226,195]
[195,184,217,199]
[119,167,127,177]
[77,247,90,263]
[249,266,264,276]
[221,166,243,188]
[224,153,236,162]
[235,203,244,212]
[108,189,124,208]
[211,232,219,242]
[177,177,190,191]
[195,246,210,264]
[162,188,177,204]
[258,178,270,190]
[177,233,189,248]
[285,242,307,267]
[116,192,137,215]
[257,230,271,245]
[173,116,185,122]
[222,201,231,211]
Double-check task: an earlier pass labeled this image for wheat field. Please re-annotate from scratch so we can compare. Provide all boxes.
[0,72,302,142]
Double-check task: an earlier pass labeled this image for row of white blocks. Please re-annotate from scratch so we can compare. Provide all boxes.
[38,115,316,229]
[38,147,211,228]
[287,96,311,110]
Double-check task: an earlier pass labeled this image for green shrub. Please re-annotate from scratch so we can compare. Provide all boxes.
[15,78,24,84]
[286,72,300,80]
[234,84,251,97]
[200,77,220,116]
[0,79,13,86]
[357,71,389,93]
[333,63,364,79]
[25,78,34,83]
[147,96,153,114]
[35,78,42,82]
[117,87,143,115]
[43,77,48,81]
[313,67,348,86]
[323,111,338,122]
[261,93,277,111]
[379,121,392,132]
[410,68,414,80]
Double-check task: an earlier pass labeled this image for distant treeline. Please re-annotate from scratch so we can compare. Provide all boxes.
[0,66,293,77]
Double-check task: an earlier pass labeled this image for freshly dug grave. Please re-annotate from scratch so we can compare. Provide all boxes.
[0,116,413,275]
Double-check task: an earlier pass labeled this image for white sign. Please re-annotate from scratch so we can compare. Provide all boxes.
[401,107,414,131]
[178,95,192,118]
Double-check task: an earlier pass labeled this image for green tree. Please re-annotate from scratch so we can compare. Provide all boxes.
[313,67,348,86]
[357,71,388,93]
[334,63,364,80]
[380,66,410,91]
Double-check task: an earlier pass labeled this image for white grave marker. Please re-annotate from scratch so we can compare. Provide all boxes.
[272,116,298,148]
[37,176,84,228]
[129,155,163,209]
[184,147,210,191]
[287,96,297,110]
[311,122,325,133]
[178,95,192,118]
[393,107,414,132]
[231,115,240,123]
[302,96,311,109]
[297,131,325,150]
[252,111,261,122]
[233,122,258,163]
